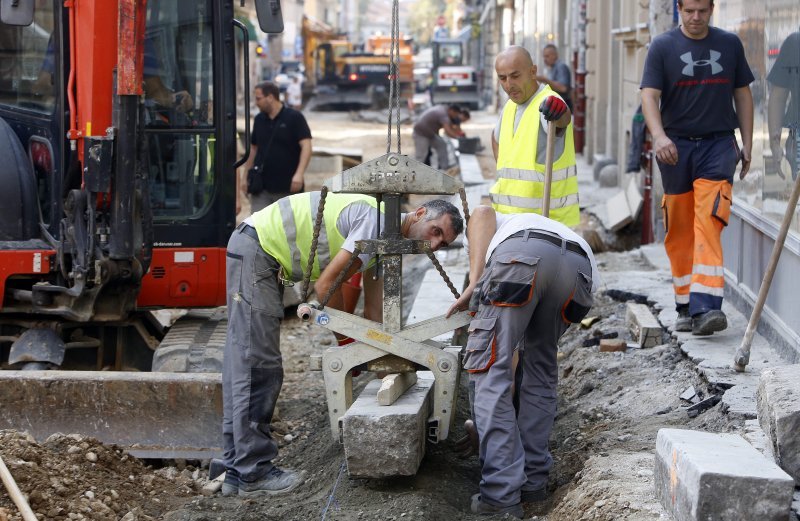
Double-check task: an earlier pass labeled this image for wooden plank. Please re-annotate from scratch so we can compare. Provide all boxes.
[377,372,418,406]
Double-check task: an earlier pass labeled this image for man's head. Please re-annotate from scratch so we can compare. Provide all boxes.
[404,199,464,251]
[254,81,281,113]
[677,0,714,40]
[542,44,559,67]
[495,46,538,105]
[447,104,463,123]
[459,108,471,123]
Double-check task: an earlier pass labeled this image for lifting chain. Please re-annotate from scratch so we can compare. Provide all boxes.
[385,0,402,155]
[423,246,460,299]
[301,186,329,302]
[458,188,470,226]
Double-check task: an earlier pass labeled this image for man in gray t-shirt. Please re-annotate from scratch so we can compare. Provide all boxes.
[536,44,572,109]
[412,104,464,169]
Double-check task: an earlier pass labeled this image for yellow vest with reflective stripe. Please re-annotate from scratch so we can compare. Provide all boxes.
[490,86,580,227]
[251,192,379,281]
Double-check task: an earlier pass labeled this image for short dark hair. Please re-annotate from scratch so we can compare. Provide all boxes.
[459,108,471,121]
[677,0,713,6]
[543,44,558,53]
[420,199,464,237]
[447,103,463,113]
[255,81,280,100]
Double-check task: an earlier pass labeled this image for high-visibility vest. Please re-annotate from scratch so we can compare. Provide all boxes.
[490,86,580,227]
[251,192,379,281]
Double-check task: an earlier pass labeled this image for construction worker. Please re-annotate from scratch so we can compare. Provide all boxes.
[446,205,598,517]
[641,0,754,335]
[490,45,579,228]
[221,192,464,497]
[412,103,465,170]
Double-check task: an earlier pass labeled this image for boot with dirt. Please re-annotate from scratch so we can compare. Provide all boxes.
[674,306,692,332]
[470,493,524,519]
[238,466,304,497]
[221,472,239,497]
[692,309,727,336]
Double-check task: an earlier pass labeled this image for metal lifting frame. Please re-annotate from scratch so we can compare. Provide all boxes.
[298,153,472,442]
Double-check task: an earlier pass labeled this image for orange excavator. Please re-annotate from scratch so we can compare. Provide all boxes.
[0,0,281,458]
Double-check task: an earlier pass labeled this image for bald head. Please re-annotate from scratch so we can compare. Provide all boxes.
[495,46,538,105]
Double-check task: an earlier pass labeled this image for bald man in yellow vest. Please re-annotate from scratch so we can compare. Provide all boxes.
[490,45,579,227]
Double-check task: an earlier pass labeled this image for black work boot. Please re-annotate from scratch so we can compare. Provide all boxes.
[692,310,727,336]
[674,306,692,332]
[470,493,523,519]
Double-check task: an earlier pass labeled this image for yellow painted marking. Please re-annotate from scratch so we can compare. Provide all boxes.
[670,449,678,504]
[86,121,91,136]
[366,330,392,345]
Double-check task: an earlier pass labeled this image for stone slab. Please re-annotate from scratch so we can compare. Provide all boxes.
[757,365,800,482]
[341,372,434,478]
[625,175,643,221]
[458,153,485,185]
[744,418,777,462]
[654,428,794,521]
[626,302,662,348]
[377,372,418,406]
[721,382,758,419]
[605,189,633,232]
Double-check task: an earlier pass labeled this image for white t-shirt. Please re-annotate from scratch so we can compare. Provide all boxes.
[487,212,601,291]
[286,82,302,107]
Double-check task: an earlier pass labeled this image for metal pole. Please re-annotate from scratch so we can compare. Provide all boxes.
[733,167,800,372]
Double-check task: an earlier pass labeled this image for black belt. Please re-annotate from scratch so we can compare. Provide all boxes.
[239,223,259,241]
[676,130,734,141]
[507,230,587,258]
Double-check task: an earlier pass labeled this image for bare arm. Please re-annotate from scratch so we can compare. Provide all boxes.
[442,121,463,139]
[314,249,363,312]
[641,87,678,166]
[733,85,754,179]
[446,205,497,317]
[537,75,570,97]
[291,138,312,193]
[767,85,790,161]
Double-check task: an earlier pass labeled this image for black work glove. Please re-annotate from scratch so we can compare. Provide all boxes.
[539,95,567,121]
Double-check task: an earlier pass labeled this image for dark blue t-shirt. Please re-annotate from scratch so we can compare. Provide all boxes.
[640,26,754,137]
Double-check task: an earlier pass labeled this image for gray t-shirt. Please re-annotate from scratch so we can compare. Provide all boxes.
[640,26,754,136]
[413,105,451,139]
[767,31,800,128]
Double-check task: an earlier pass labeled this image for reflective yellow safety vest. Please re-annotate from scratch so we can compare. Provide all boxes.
[490,85,580,227]
[251,192,379,281]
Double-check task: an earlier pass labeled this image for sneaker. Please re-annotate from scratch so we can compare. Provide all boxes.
[238,466,304,497]
[221,472,239,497]
[470,493,523,519]
[520,486,548,503]
[674,307,692,332]
[692,310,727,336]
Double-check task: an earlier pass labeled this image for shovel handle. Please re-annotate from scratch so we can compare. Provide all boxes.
[542,120,557,218]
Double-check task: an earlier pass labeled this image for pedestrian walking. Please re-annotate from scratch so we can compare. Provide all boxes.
[446,206,599,518]
[491,46,579,227]
[640,0,754,335]
[221,193,463,497]
[241,81,312,214]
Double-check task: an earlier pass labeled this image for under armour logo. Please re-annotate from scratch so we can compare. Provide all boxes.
[680,50,723,76]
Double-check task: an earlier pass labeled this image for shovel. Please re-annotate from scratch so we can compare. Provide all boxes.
[733,164,800,372]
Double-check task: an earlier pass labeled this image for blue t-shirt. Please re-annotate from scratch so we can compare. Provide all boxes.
[640,26,754,137]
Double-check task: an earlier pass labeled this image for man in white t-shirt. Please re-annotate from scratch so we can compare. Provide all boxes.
[447,205,598,518]
[286,76,303,110]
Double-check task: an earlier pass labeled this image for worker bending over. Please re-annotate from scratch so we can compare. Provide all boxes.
[221,192,463,497]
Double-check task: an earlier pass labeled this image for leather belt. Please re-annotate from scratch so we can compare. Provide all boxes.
[507,229,587,258]
[239,223,259,242]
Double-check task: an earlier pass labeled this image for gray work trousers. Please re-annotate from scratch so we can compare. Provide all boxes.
[464,232,594,507]
[222,223,285,483]
[412,131,452,170]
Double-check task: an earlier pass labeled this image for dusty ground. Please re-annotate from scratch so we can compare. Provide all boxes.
[0,111,748,520]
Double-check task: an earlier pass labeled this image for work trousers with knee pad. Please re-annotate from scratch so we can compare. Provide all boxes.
[659,134,737,316]
[463,233,593,507]
[222,224,285,483]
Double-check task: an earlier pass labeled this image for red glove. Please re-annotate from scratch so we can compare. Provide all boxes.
[539,96,567,121]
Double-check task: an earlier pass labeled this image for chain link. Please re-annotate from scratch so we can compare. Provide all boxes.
[386,0,401,154]
[301,186,329,302]
[423,246,460,299]
[458,188,470,227]
[319,248,363,308]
